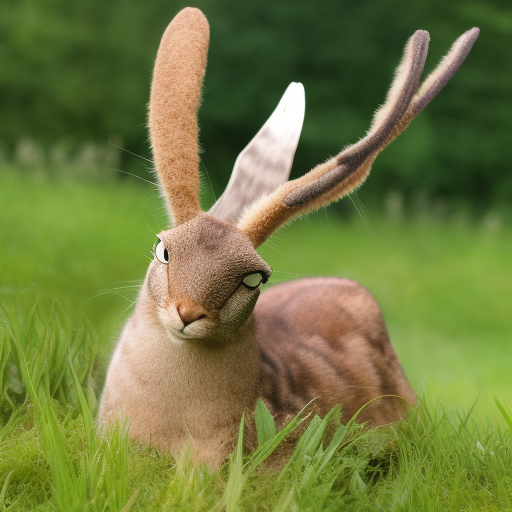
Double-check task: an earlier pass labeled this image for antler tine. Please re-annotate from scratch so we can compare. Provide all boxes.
[149,8,209,226]
[296,28,480,214]
[384,27,480,144]
[239,30,430,247]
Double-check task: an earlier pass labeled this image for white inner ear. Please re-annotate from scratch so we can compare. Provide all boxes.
[264,82,306,140]
[209,82,306,225]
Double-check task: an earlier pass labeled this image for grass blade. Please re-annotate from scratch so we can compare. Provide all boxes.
[255,398,277,446]
[0,471,13,511]
[119,489,140,512]
[494,396,512,431]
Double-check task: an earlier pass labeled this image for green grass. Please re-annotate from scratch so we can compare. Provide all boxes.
[1,166,512,510]
[1,297,512,510]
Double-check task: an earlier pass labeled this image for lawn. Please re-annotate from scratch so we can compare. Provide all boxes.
[1,166,511,510]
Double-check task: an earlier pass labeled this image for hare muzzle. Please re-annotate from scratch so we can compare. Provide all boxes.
[156,302,208,341]
[176,300,207,326]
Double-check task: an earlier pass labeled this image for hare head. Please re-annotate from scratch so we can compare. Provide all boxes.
[145,8,479,343]
[148,214,271,344]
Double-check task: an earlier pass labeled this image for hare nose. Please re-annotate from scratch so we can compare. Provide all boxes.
[177,302,207,326]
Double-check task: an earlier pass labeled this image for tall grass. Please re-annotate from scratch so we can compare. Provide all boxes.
[1,297,512,510]
[1,166,512,509]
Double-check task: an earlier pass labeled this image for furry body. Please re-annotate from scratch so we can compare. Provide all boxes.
[99,217,414,467]
[257,278,415,425]
[98,8,478,467]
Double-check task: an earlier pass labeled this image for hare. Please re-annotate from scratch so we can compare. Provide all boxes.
[98,7,479,467]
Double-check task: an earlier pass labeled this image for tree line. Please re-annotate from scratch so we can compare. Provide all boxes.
[0,0,510,208]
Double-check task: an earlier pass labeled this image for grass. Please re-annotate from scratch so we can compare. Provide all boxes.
[1,297,512,510]
[1,165,512,510]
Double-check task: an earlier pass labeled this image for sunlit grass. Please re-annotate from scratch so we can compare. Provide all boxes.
[1,167,512,509]
[1,297,512,510]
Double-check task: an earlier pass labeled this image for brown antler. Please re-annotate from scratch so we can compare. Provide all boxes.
[238,28,479,248]
[149,8,209,226]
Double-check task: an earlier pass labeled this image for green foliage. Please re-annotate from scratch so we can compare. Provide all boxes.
[255,398,277,446]
[495,396,512,432]
[0,297,128,511]
[0,0,511,205]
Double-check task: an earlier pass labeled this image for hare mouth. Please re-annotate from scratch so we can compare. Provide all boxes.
[164,323,210,340]
[163,325,194,342]
[157,304,215,341]
[159,316,214,342]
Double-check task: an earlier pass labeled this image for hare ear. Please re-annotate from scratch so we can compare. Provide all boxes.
[149,8,209,227]
[209,82,305,224]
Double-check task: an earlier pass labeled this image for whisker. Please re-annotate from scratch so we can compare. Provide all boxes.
[262,234,287,256]
[353,191,375,216]
[109,141,153,163]
[110,168,158,187]
[88,232,153,253]
[118,301,136,319]
[349,193,376,244]
[267,232,284,245]
[128,248,153,261]
[102,284,141,292]
[103,279,142,287]
[84,290,137,302]
[272,270,307,277]
[121,231,155,244]
[108,291,136,303]
[146,204,164,232]
[200,162,217,202]
[323,206,330,225]
[265,244,286,257]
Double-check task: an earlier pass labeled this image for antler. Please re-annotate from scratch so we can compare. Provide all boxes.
[149,8,209,226]
[238,28,479,248]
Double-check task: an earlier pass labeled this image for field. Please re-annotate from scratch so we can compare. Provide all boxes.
[1,166,512,510]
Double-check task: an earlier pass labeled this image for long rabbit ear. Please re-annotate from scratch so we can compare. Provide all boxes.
[209,82,305,224]
[149,8,209,226]
[238,28,479,247]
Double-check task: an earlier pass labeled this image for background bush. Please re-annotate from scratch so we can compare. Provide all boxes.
[0,0,510,208]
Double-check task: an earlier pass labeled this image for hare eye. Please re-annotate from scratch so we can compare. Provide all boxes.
[155,240,169,264]
[242,273,264,289]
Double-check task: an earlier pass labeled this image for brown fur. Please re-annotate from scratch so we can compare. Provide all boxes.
[149,8,209,226]
[255,278,415,426]
[99,10,478,468]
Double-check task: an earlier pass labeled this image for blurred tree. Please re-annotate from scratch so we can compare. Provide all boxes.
[0,0,510,208]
